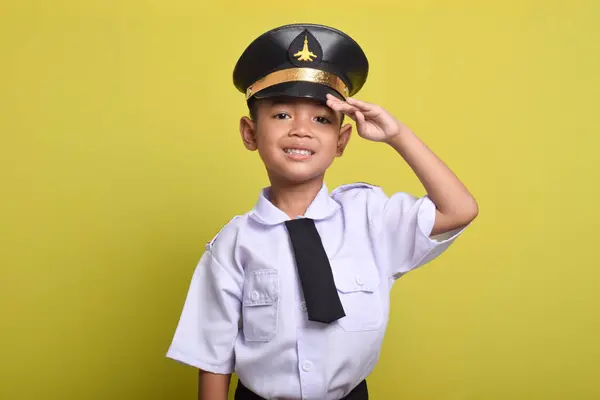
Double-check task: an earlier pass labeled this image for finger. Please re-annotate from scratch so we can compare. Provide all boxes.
[341,110,358,122]
[346,97,378,115]
[325,94,349,108]
[326,94,356,107]
[355,110,367,131]
[327,99,360,116]
[325,93,345,106]
[346,97,372,108]
[327,101,358,114]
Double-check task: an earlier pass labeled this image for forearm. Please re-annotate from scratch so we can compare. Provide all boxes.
[386,125,478,233]
[198,370,231,400]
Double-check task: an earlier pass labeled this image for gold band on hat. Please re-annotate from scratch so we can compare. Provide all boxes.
[245,68,349,100]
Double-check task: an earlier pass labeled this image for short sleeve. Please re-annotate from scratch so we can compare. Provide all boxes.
[355,185,464,280]
[166,247,243,374]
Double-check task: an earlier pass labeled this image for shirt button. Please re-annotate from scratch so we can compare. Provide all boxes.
[251,291,260,301]
[302,361,313,372]
[301,301,307,312]
[355,275,364,286]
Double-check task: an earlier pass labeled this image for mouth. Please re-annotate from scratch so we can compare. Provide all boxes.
[283,147,315,161]
[283,148,315,156]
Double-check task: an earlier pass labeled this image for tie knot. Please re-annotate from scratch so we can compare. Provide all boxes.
[285,217,314,227]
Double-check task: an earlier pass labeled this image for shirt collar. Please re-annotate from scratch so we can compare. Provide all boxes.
[249,183,340,226]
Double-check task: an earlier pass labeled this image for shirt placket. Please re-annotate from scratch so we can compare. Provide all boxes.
[297,327,327,399]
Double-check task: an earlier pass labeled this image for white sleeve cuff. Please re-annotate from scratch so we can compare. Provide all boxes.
[166,346,234,374]
[418,197,465,242]
[412,196,466,268]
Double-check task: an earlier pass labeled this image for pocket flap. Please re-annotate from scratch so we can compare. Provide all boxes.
[332,258,380,293]
[243,269,279,306]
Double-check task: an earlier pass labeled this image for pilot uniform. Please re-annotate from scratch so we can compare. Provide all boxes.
[167,23,465,400]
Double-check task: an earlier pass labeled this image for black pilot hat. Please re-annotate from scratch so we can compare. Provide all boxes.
[233,23,368,105]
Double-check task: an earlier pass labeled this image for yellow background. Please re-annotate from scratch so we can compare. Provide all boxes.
[1,0,599,399]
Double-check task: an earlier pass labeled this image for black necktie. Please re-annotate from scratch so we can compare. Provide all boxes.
[284,218,345,324]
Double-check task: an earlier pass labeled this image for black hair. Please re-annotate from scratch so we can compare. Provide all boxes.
[248,98,259,121]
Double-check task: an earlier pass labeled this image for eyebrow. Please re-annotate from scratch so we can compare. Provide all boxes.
[268,99,338,120]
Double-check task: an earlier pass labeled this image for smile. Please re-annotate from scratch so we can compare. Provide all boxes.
[284,148,314,156]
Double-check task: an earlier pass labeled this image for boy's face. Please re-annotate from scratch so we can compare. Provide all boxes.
[239,97,352,186]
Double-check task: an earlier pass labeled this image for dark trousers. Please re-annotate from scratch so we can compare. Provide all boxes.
[235,379,368,400]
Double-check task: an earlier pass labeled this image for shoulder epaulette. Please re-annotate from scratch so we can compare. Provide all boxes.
[331,182,379,196]
[207,215,242,248]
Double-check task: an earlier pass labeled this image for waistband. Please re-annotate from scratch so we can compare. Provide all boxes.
[234,379,368,400]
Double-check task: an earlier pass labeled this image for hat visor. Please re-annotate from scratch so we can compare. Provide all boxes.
[250,81,345,104]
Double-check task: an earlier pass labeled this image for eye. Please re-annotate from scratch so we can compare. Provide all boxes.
[314,116,331,124]
[273,112,291,119]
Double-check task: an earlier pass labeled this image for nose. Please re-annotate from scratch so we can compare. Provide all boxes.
[288,116,313,138]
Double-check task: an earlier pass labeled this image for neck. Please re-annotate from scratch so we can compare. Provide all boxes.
[268,175,325,219]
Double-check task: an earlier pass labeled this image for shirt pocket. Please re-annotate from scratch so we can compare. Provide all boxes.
[332,258,383,332]
[242,269,279,342]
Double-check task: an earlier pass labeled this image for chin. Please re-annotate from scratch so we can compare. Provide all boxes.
[270,167,327,186]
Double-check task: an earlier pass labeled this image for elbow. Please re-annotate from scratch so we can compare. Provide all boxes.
[432,197,478,236]
[462,197,479,224]
[449,197,479,227]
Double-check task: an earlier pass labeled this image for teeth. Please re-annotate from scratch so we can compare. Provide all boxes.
[285,148,312,156]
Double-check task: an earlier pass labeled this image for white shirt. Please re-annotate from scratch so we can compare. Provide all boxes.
[167,182,464,400]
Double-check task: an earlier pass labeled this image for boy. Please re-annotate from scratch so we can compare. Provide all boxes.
[167,23,478,400]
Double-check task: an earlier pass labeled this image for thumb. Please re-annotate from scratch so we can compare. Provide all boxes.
[355,111,367,133]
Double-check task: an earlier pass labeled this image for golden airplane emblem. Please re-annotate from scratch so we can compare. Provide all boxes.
[293,36,318,62]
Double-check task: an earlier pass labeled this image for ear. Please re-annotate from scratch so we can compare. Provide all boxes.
[239,116,258,151]
[336,123,352,157]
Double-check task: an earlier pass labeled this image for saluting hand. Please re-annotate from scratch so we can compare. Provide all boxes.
[326,94,407,143]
